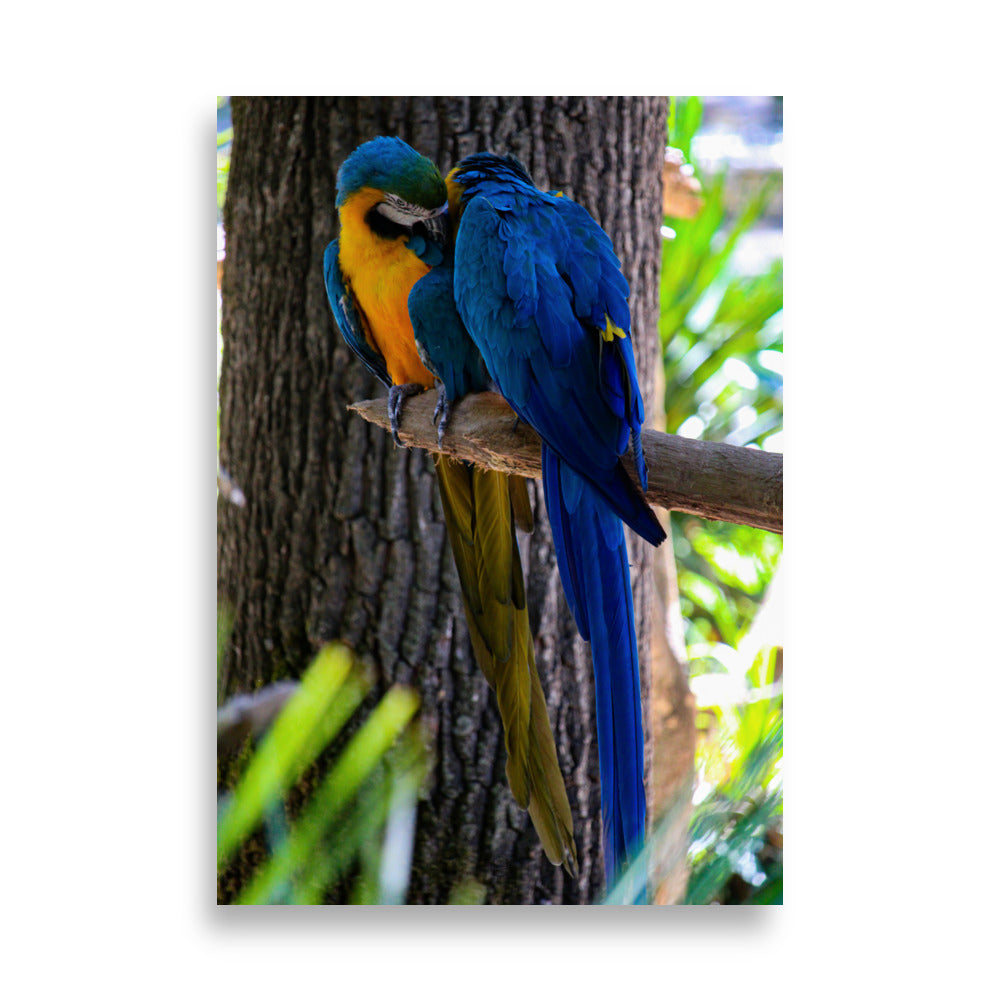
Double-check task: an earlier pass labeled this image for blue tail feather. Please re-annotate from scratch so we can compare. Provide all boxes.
[542,445,646,891]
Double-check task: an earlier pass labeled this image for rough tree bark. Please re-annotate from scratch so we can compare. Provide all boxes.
[217,96,693,904]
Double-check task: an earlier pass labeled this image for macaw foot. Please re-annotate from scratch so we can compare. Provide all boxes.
[387,382,424,446]
[431,381,452,448]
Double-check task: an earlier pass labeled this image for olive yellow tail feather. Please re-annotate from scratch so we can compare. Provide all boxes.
[436,457,577,874]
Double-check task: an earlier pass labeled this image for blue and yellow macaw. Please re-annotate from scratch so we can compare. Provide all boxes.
[426,152,668,892]
[323,137,577,875]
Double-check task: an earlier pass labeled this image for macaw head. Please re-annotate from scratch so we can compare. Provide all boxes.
[446,151,535,225]
[336,136,449,249]
[449,152,533,195]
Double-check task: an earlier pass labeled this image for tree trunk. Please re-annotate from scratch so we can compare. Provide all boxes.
[217,96,691,904]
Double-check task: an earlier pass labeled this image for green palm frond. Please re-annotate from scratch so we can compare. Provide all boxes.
[217,642,428,905]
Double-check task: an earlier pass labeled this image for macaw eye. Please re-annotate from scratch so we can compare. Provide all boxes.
[375,198,422,227]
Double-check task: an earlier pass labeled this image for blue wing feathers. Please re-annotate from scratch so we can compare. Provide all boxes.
[408,252,489,399]
[323,239,391,388]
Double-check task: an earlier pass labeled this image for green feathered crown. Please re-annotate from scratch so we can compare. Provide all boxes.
[336,136,446,209]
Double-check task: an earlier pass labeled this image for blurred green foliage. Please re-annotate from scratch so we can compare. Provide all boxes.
[684,645,782,904]
[663,97,783,904]
[676,518,782,656]
[217,638,427,905]
[661,97,782,447]
[217,97,231,220]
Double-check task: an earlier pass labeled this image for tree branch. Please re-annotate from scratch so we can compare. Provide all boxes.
[349,391,782,535]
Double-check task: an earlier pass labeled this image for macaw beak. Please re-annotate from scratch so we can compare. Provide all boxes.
[423,205,448,247]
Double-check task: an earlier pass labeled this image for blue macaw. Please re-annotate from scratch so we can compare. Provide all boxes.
[420,152,667,893]
[323,137,577,875]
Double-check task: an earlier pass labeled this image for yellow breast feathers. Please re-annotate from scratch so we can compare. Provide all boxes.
[338,187,436,388]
